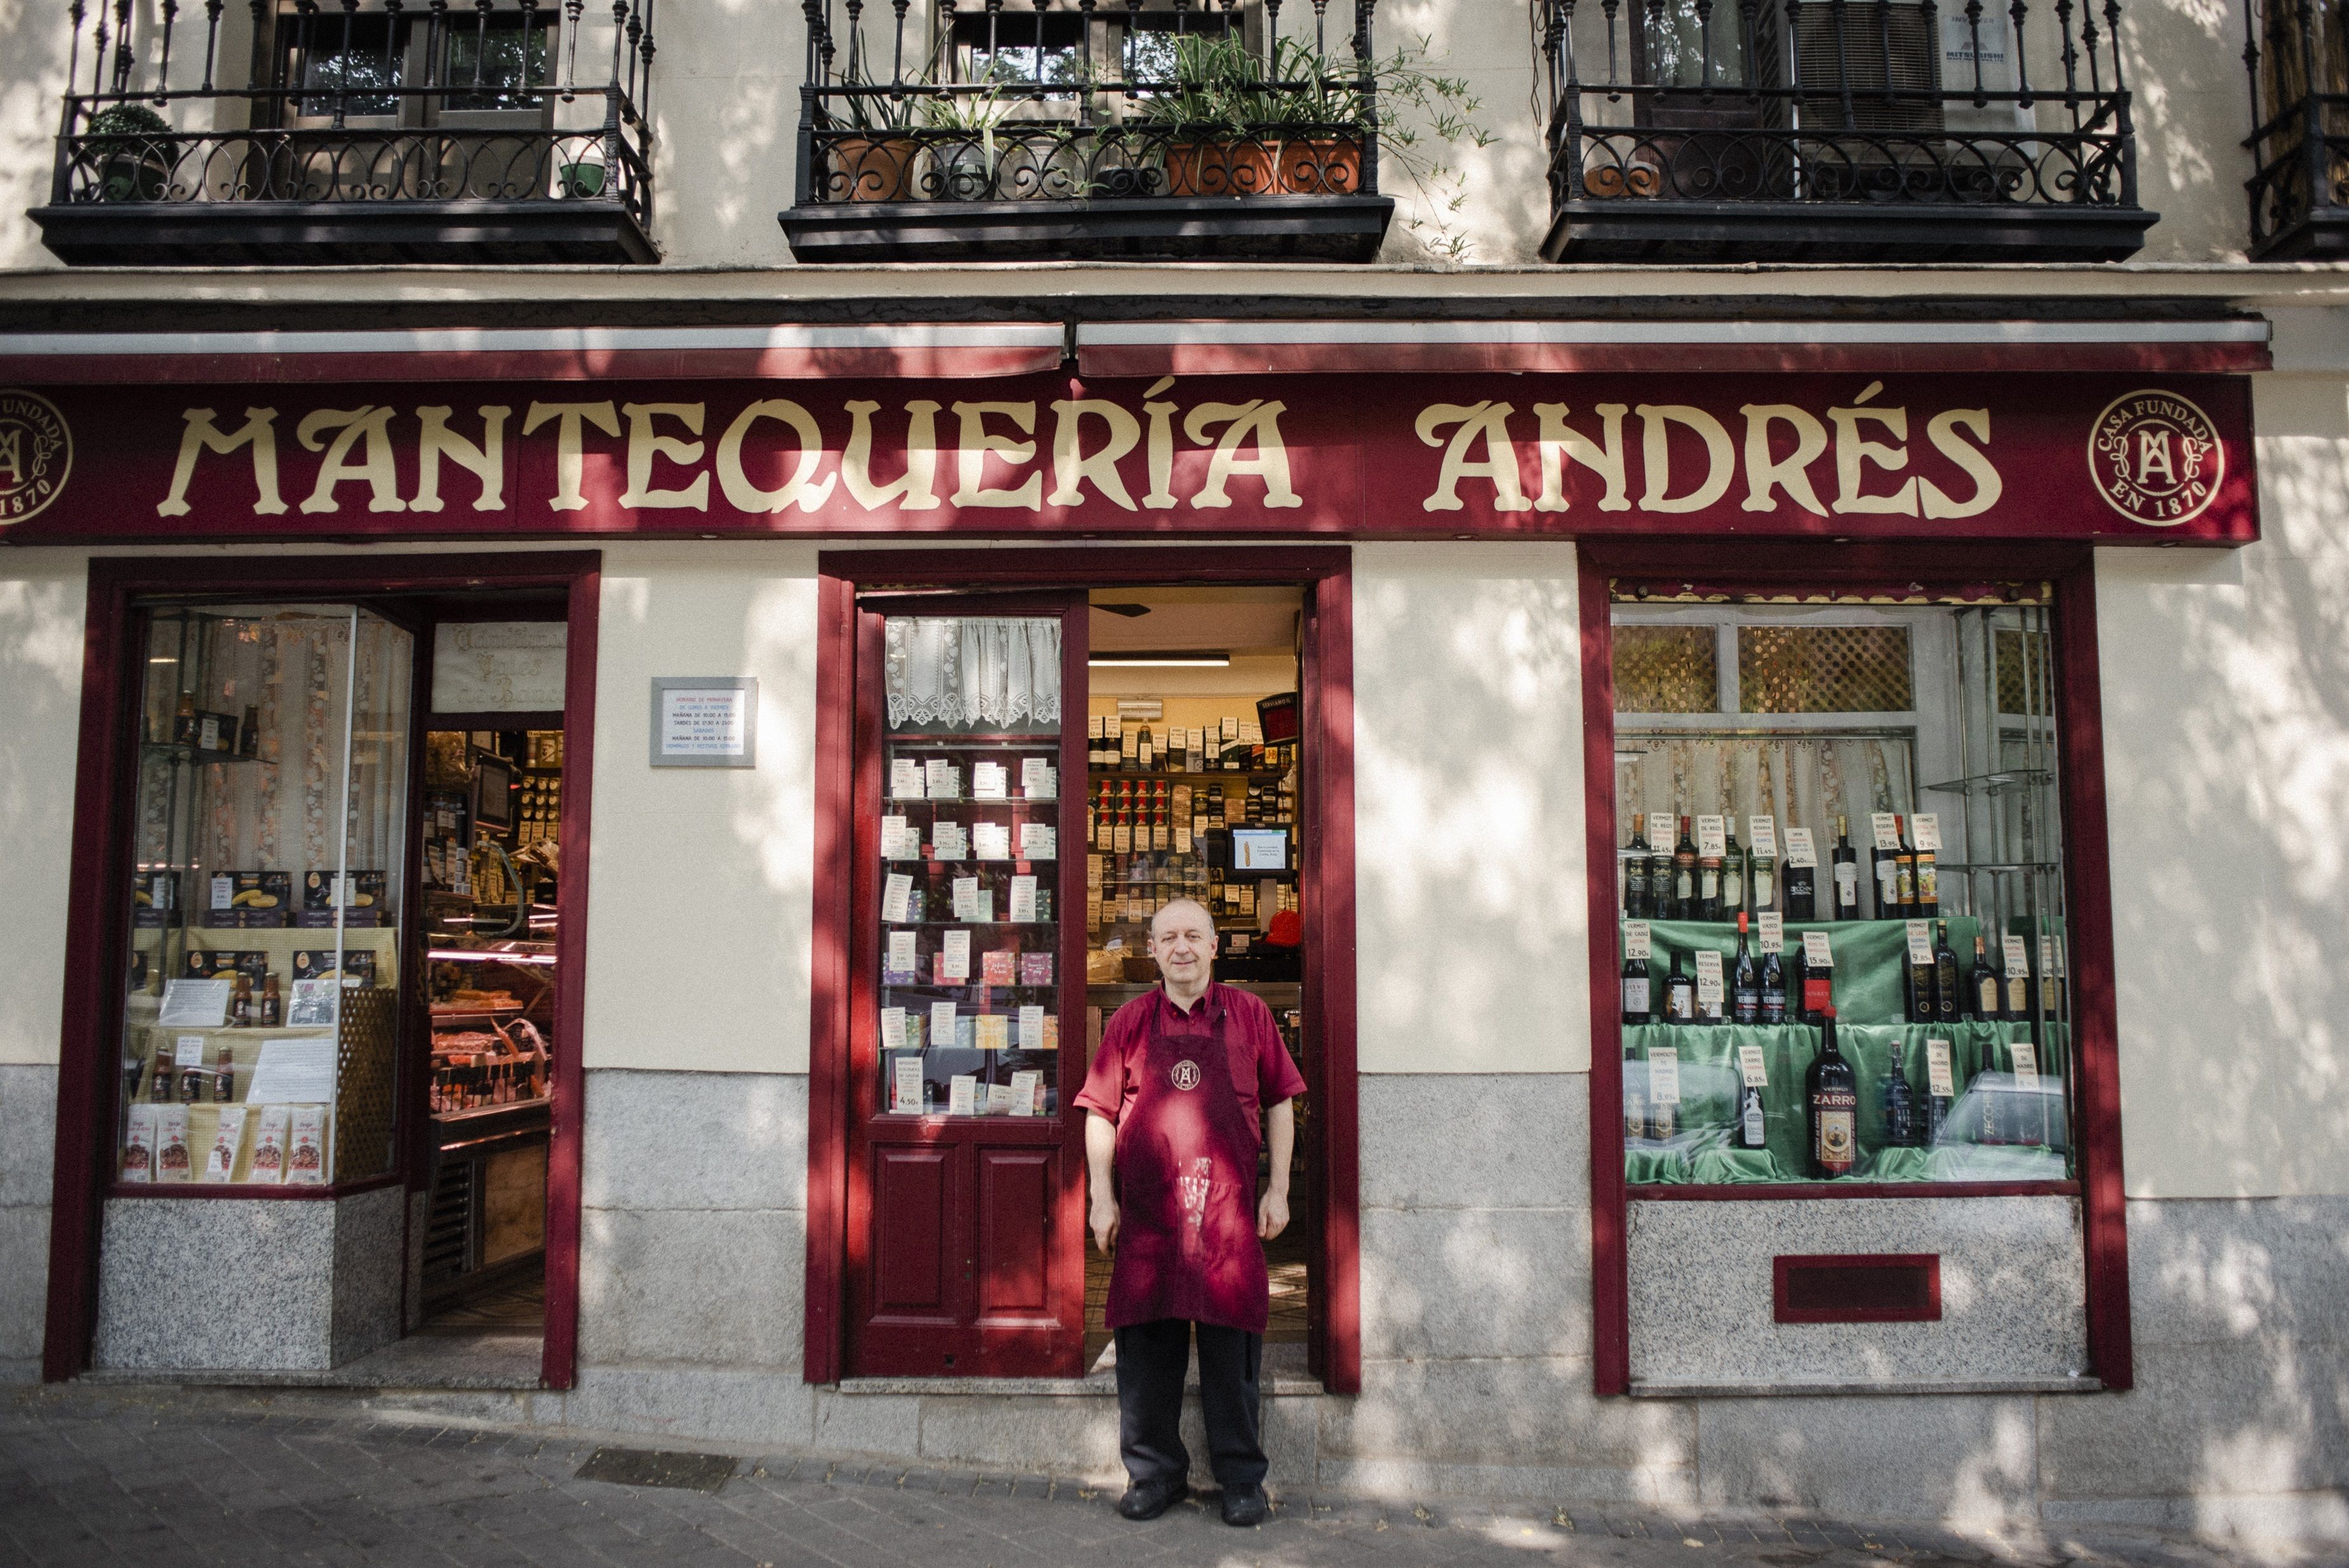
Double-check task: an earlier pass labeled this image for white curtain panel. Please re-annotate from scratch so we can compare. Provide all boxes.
[885,616,1062,731]
[1614,734,1915,849]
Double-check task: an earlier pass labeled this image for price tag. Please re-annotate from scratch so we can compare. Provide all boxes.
[1693,950,1724,1006]
[1911,812,1941,852]
[931,1001,957,1047]
[1757,912,1784,953]
[175,1035,208,1067]
[1009,875,1038,923]
[2041,935,2062,977]
[889,759,924,799]
[880,1006,908,1051]
[972,762,1009,801]
[1647,811,1675,847]
[211,874,234,911]
[1737,1044,1769,1088]
[1021,758,1056,800]
[2009,1040,2041,1089]
[1748,816,1778,856]
[1871,811,1901,851]
[973,822,1011,861]
[1009,1068,1043,1115]
[887,930,917,977]
[1802,930,1835,967]
[931,821,968,861]
[1020,822,1056,860]
[1018,1004,1046,1050]
[1696,815,1727,857]
[880,815,917,860]
[1783,827,1817,868]
[941,929,971,981]
[2003,933,2030,977]
[1926,1039,1955,1097]
[1647,1046,1681,1105]
[924,759,955,797]
[882,873,913,924]
[950,877,979,920]
[1622,920,1651,960]
[894,1056,924,1113]
[948,1075,978,1117]
[1905,920,1933,964]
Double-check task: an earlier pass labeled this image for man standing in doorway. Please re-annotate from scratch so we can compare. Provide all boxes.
[1077,896,1305,1527]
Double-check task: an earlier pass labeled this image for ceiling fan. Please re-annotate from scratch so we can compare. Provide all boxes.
[1094,602,1152,618]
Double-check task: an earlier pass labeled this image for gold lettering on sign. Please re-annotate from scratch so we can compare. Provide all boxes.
[1828,382,1918,515]
[841,399,942,511]
[296,406,406,514]
[716,399,835,514]
[1183,399,1301,509]
[1048,399,1142,511]
[1533,403,1630,513]
[951,401,1044,508]
[619,402,710,510]
[1920,408,1998,518]
[1635,404,1735,514]
[1739,404,1831,516]
[157,407,286,517]
[412,406,510,513]
[521,401,619,512]
[1416,402,1531,514]
[1141,376,1180,510]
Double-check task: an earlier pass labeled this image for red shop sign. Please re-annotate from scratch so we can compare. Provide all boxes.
[0,372,2255,545]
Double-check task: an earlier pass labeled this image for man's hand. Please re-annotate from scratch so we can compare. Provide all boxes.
[1089,1193,1121,1254]
[1256,1186,1289,1241]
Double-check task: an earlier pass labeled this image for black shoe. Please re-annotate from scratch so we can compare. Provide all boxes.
[1220,1484,1269,1526]
[1117,1477,1189,1520]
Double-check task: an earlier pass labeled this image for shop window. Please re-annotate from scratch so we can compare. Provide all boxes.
[1611,623,1719,714]
[1611,598,2072,1189]
[117,604,412,1191]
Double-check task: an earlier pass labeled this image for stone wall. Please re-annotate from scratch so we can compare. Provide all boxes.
[0,1063,55,1382]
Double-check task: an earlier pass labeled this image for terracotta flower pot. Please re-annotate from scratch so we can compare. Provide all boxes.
[1278,137,1362,195]
[832,136,919,202]
[1164,140,1280,198]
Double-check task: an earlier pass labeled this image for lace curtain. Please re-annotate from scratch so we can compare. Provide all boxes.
[885,616,1061,732]
[1616,734,1915,848]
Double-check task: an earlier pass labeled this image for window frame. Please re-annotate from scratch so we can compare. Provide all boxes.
[1579,538,2131,1396]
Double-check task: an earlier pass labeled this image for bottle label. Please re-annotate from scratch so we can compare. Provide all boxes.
[1625,1089,1648,1139]
[1833,863,1858,904]
[1754,865,1775,903]
[1896,864,1916,903]
[1667,986,1695,1021]
[1623,977,1651,1013]
[1743,1099,1767,1146]
[1676,870,1694,901]
[1802,975,1832,1012]
[1877,860,1900,905]
[1813,1091,1858,1174]
[1916,861,1938,905]
[1700,869,1721,901]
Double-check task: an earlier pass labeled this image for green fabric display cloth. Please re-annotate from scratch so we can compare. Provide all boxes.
[1621,1021,2072,1185]
[1637,917,1990,1027]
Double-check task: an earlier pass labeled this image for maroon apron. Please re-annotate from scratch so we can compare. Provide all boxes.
[1105,993,1270,1334]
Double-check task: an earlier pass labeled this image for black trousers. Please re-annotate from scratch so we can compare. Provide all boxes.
[1113,1319,1266,1490]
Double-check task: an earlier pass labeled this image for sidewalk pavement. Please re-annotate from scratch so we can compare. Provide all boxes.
[0,1382,2316,1568]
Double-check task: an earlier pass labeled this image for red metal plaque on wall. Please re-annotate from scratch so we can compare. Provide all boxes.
[0,373,2256,545]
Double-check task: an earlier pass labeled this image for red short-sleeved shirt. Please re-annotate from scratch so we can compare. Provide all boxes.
[1075,981,1306,1146]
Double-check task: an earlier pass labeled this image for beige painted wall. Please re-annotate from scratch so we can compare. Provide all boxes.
[1353,541,1590,1075]
[0,549,86,1066]
[580,543,823,1074]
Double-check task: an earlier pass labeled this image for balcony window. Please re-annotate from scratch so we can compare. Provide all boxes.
[2244,0,2349,257]
[1536,0,2157,260]
[32,0,658,265]
[778,0,1402,263]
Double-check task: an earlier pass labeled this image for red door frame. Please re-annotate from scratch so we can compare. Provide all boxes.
[43,551,601,1391]
[808,547,1361,1393]
[1578,539,2130,1396]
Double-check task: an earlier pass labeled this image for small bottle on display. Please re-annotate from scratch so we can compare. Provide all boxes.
[178,1050,204,1103]
[1759,933,1787,1024]
[1624,1047,1648,1141]
[2004,945,2031,1020]
[1831,815,1860,920]
[1893,816,1918,920]
[1904,928,1938,1025]
[1932,922,1960,1023]
[1697,829,1724,922]
[260,973,282,1028]
[1721,821,1745,916]
[1624,821,1651,920]
[1647,821,1675,922]
[1873,819,1901,921]
[231,973,254,1028]
[1749,824,1776,914]
[1665,950,1696,1023]
[213,1046,234,1101]
[1731,912,1761,1025]
[173,693,197,745]
[1733,1077,1768,1151]
[1806,1006,1858,1178]
[150,1051,174,1103]
[1784,847,1816,922]
[1913,823,1939,919]
[1882,1051,1918,1147]
[1672,816,1698,920]
[1621,943,1651,1027]
[1972,934,2002,1020]
[1649,1084,1677,1143]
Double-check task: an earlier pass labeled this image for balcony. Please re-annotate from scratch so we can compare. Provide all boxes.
[1535,0,2157,262]
[32,0,658,266]
[777,3,1397,263]
[2244,0,2349,257]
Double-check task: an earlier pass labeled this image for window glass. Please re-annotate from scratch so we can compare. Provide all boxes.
[1614,600,2071,1189]
[1612,623,1719,713]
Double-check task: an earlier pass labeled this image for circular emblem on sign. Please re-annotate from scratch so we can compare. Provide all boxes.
[1169,1060,1202,1092]
[0,390,70,526]
[2087,389,2224,528]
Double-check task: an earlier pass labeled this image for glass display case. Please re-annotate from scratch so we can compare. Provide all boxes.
[1612,598,2073,1186]
[117,604,412,1190]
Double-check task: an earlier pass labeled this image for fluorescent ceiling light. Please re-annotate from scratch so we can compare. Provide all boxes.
[1088,652,1231,668]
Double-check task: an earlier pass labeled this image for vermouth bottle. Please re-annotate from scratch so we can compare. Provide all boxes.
[1621,943,1651,1026]
[1759,937,1787,1025]
[1625,821,1652,919]
[1883,1052,1918,1148]
[1904,926,1938,1024]
[1138,725,1155,773]
[1672,816,1698,920]
[1648,823,1675,922]
[1721,822,1745,917]
[1750,826,1776,914]
[1625,1047,1648,1141]
[1831,815,1860,920]
[1806,1007,1858,1178]
[1697,829,1723,922]
[1893,816,1918,921]
[1972,934,2002,1020]
[1733,1077,1769,1150]
[1665,950,1696,1023]
[1932,921,1960,1023]
[1785,851,1817,921]
[1731,912,1762,1025]
[1873,820,1901,922]
[1913,828,1940,919]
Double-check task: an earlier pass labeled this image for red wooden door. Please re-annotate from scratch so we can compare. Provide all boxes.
[843,596,1088,1378]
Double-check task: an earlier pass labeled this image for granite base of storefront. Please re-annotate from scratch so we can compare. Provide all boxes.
[91,1184,404,1371]
[0,1062,58,1383]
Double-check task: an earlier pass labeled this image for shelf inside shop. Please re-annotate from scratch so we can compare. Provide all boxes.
[888,734,1060,748]
[140,743,276,766]
[1921,769,2054,797]
[1924,861,2061,874]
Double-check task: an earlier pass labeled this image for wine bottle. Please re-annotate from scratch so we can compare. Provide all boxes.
[1621,942,1651,1026]
[1731,912,1761,1025]
[1924,1039,1953,1145]
[1624,1046,1648,1141]
[1785,843,1817,921]
[1697,820,1723,922]
[1625,820,1652,920]
[1799,934,1833,1022]
[1121,723,1139,772]
[1138,725,1155,773]
[1893,815,1918,921]
[1872,816,1901,922]
[1903,922,1937,1025]
[1672,816,1698,921]
[1973,934,2002,1020]
[2003,938,2030,1019]
[1883,1051,1918,1148]
[1806,1006,1858,1178]
[1912,816,1940,919]
[1749,821,1776,914]
[1759,933,1787,1025]
[1721,821,1745,917]
[1647,816,1675,922]
[1933,921,1960,1023]
[1665,950,1696,1022]
[1831,814,1860,920]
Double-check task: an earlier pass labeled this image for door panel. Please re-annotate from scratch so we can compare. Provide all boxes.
[843,597,1089,1378]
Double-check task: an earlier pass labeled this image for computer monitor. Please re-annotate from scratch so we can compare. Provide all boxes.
[1230,826,1289,872]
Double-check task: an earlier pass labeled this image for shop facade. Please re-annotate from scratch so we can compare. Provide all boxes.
[2,310,2346,1539]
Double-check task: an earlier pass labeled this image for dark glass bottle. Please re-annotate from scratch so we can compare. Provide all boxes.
[1932,921,1960,1023]
[1731,912,1761,1025]
[1138,724,1155,773]
[1831,814,1861,920]
[1697,824,1724,922]
[1972,934,2002,1020]
[1785,850,1817,921]
[1749,825,1776,914]
[1621,942,1651,1027]
[1893,815,1919,920]
[1672,816,1698,921]
[1806,1007,1859,1178]
[1665,950,1696,1023]
[1904,925,1938,1025]
[1872,818,1901,921]
[1925,1049,1952,1145]
[1647,822,1674,923]
[1883,1051,1918,1148]
[1759,934,1787,1025]
[213,1046,234,1101]
[1625,821,1652,919]
[1799,938,1833,1023]
[1721,822,1745,917]
[1913,824,1940,919]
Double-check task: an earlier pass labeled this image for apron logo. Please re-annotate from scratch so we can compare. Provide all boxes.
[0,390,71,526]
[2087,390,2223,528]
[1169,1059,1202,1091]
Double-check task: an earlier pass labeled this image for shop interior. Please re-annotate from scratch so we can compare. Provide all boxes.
[1081,587,1311,1367]
[114,592,568,1385]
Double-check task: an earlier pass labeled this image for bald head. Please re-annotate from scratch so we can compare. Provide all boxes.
[1147,898,1214,940]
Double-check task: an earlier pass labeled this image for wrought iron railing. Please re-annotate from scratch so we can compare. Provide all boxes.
[792,0,1380,207]
[1536,0,2138,214]
[2243,0,2349,253]
[46,0,655,226]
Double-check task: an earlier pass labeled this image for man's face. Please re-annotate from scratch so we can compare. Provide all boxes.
[1148,904,1216,988]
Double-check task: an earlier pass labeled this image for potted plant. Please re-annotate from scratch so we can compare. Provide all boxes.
[1268,36,1362,196]
[922,83,1015,202]
[557,157,608,198]
[1145,33,1279,198]
[827,56,926,202]
[82,102,178,203]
